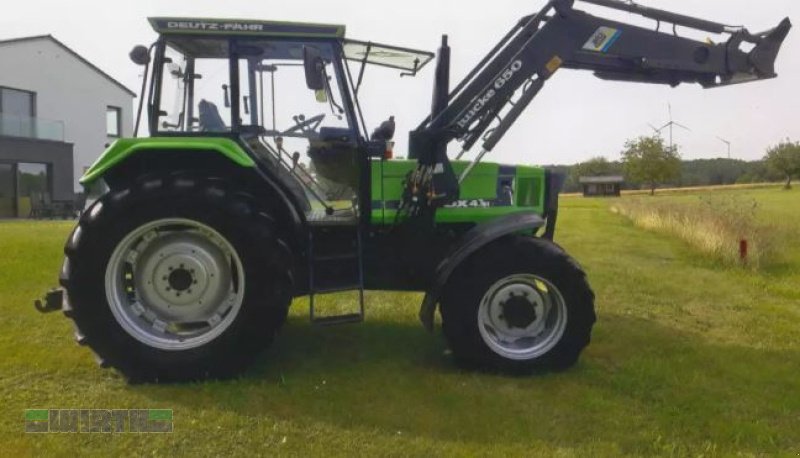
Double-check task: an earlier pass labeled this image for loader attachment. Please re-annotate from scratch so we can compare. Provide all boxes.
[404,0,791,215]
[579,0,791,85]
[586,14,792,88]
[746,18,793,81]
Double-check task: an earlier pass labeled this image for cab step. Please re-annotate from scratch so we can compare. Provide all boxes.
[308,225,365,326]
[313,284,362,295]
[311,313,364,326]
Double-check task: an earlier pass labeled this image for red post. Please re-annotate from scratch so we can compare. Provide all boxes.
[739,239,748,263]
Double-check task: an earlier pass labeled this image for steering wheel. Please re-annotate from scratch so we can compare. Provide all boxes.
[281,114,326,137]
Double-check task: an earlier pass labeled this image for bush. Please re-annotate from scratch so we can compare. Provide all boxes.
[611,195,779,269]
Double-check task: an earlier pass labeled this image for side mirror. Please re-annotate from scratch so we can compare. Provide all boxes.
[303,46,326,91]
[129,45,151,66]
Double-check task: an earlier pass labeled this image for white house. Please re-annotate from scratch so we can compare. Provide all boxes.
[0,35,135,217]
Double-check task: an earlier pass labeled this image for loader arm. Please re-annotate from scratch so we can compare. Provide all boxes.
[406,0,791,208]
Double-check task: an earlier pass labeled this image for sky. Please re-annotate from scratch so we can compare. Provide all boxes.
[1,0,798,166]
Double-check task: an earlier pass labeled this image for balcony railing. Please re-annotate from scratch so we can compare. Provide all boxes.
[0,113,65,142]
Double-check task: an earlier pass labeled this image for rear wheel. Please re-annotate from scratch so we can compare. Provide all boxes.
[104,218,247,351]
[61,173,293,382]
[441,236,595,373]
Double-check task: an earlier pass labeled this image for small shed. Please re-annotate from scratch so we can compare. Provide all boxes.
[579,176,624,197]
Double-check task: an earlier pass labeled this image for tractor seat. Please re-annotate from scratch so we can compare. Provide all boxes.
[198,100,227,132]
[308,127,359,189]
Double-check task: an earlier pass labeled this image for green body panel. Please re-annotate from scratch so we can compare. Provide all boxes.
[370,159,546,225]
[81,138,545,227]
[80,137,255,185]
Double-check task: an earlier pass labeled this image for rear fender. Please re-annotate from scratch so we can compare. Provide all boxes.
[80,137,255,185]
[419,212,545,331]
[79,137,306,249]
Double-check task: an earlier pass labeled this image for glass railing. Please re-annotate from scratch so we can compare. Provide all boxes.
[0,113,65,142]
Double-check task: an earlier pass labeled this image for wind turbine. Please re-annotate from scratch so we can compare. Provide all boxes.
[651,103,691,153]
[717,137,732,159]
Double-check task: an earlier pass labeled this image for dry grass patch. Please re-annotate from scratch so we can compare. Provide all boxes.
[611,195,780,269]
[621,182,784,196]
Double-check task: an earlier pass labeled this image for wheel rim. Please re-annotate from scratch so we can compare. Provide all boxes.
[477,274,568,361]
[105,218,245,351]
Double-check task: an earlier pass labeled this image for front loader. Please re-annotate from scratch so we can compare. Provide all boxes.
[37,0,790,382]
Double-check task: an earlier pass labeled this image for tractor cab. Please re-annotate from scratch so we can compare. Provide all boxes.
[142,18,434,223]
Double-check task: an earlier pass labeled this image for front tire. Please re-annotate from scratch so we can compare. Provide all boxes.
[440,236,595,373]
[60,173,293,382]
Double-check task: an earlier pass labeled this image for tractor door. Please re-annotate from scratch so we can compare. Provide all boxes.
[232,39,366,222]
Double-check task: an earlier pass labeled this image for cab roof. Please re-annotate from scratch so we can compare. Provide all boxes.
[149,17,346,39]
[150,17,435,73]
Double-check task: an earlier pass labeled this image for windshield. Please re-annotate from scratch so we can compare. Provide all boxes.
[343,39,434,72]
[155,38,353,137]
[236,40,351,136]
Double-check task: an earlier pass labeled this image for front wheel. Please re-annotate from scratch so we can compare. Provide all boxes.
[440,236,595,373]
[60,174,293,382]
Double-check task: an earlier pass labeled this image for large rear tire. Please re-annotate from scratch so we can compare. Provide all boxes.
[440,236,595,373]
[60,173,293,382]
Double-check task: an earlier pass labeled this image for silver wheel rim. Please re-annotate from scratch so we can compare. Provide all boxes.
[477,274,568,361]
[105,218,245,351]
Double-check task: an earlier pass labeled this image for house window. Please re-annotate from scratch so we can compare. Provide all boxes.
[0,163,14,218]
[17,162,49,218]
[106,106,121,137]
[1,86,36,138]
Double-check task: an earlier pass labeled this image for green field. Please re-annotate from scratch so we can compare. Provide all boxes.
[1,188,798,456]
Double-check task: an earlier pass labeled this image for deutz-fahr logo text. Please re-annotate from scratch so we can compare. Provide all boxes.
[457,60,523,129]
[166,21,265,32]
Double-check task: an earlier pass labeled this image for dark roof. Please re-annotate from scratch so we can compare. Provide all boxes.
[149,17,346,39]
[0,35,136,97]
[579,175,625,184]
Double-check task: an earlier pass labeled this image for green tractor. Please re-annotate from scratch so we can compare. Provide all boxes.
[38,0,789,382]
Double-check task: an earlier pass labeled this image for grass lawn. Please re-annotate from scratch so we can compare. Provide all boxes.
[1,188,798,456]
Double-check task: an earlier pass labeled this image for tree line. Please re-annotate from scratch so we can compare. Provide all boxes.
[552,137,800,194]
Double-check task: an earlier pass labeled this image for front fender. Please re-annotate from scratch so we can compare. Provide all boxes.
[80,137,255,185]
[419,212,546,331]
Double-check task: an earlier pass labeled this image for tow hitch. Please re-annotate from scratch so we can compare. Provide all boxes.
[34,288,65,313]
